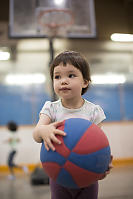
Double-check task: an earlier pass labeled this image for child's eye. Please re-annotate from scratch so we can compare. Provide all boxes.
[54,75,60,79]
[69,74,76,78]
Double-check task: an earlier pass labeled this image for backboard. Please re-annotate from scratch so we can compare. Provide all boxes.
[9,0,96,38]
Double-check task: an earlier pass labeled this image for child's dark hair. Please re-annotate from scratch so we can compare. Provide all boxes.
[50,50,91,95]
[7,121,18,132]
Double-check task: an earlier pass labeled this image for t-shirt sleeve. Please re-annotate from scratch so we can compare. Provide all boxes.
[40,101,55,121]
[92,105,106,125]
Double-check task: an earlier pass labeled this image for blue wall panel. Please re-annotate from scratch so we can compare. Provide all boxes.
[83,85,121,121]
[123,84,133,120]
[0,84,50,125]
[0,83,133,125]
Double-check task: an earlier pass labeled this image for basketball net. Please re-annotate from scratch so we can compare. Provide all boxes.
[36,8,74,38]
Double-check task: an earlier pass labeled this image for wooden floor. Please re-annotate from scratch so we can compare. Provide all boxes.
[0,166,133,199]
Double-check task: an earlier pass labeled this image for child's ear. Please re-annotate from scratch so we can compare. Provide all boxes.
[83,79,89,88]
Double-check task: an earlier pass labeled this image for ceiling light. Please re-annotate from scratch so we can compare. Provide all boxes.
[0,51,10,60]
[91,74,126,84]
[54,0,65,6]
[5,73,46,85]
[111,33,133,42]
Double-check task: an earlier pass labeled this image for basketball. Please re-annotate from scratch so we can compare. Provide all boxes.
[40,118,111,188]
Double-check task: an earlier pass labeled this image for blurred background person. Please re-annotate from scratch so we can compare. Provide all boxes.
[4,121,28,180]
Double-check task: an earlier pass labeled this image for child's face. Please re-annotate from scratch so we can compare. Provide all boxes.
[53,63,88,100]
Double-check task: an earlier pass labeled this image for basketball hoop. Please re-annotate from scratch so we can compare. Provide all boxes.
[37,8,74,37]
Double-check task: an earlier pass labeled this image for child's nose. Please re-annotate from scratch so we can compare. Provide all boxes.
[61,77,68,84]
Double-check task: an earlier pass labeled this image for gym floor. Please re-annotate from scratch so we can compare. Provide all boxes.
[0,166,133,199]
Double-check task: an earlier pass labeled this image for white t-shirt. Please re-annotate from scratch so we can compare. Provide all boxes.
[40,99,106,125]
[8,133,19,150]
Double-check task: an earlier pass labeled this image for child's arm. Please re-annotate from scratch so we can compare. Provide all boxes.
[33,114,66,151]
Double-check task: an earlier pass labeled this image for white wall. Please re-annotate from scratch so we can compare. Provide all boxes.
[0,122,133,166]
[103,122,133,159]
[0,126,40,165]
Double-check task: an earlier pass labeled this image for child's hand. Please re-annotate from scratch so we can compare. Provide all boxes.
[40,121,66,151]
[99,155,113,180]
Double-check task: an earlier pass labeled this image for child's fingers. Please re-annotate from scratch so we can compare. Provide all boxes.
[45,138,55,151]
[44,141,49,151]
[54,129,66,136]
[50,134,61,144]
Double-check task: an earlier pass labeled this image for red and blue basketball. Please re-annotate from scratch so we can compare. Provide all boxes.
[40,118,111,188]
